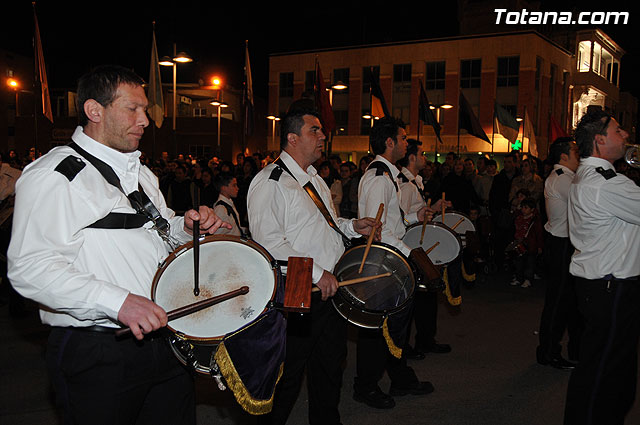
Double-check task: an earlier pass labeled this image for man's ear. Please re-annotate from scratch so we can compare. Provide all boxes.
[83,99,103,124]
[287,132,297,147]
[385,137,395,150]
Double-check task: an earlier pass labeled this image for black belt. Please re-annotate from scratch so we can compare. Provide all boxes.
[54,325,117,334]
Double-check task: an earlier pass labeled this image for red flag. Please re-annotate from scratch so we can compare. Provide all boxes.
[33,4,53,123]
[549,115,569,143]
[314,62,335,136]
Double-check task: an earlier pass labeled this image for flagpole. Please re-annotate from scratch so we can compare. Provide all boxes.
[491,105,495,158]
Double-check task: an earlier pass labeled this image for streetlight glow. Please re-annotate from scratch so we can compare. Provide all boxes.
[173,52,193,63]
[7,78,18,89]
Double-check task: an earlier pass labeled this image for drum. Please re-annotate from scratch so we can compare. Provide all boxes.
[152,235,279,375]
[331,243,415,329]
[402,222,462,266]
[432,211,476,247]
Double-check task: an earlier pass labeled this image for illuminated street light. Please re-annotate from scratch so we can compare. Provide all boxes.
[429,102,453,162]
[267,115,280,147]
[210,99,228,149]
[159,44,192,132]
[7,78,18,89]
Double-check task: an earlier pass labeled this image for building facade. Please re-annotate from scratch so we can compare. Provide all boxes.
[268,29,633,161]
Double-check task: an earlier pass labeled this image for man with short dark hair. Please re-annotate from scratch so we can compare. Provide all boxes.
[564,109,639,425]
[249,108,380,425]
[536,137,581,370]
[8,65,228,425]
[355,117,447,409]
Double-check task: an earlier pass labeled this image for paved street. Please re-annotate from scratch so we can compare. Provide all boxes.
[2,269,639,424]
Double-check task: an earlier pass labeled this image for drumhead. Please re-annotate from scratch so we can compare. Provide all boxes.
[152,235,277,341]
[332,243,414,328]
[403,222,462,265]
[432,211,476,234]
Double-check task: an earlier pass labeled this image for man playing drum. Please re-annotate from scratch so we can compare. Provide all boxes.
[396,139,452,359]
[355,116,448,409]
[7,65,229,425]
[248,107,380,425]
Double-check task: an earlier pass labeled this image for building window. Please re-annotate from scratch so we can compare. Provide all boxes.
[497,56,519,87]
[193,108,207,117]
[279,72,294,97]
[578,41,591,72]
[362,66,381,134]
[362,66,380,93]
[425,61,445,90]
[460,59,481,88]
[393,64,412,124]
[332,68,349,135]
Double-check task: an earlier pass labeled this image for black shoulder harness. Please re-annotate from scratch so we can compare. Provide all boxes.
[55,155,86,181]
[595,166,616,180]
[367,161,399,192]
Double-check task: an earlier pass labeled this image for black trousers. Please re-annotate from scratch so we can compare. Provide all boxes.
[411,290,438,349]
[46,327,195,425]
[564,278,640,425]
[258,294,347,425]
[538,233,581,361]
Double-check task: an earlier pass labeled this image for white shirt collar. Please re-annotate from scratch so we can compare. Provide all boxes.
[373,155,400,178]
[72,126,141,178]
[279,150,315,185]
[218,194,235,206]
[579,156,615,172]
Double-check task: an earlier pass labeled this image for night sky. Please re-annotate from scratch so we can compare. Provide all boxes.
[2,0,637,101]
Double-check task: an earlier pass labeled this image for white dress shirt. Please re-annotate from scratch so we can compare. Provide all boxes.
[568,156,640,279]
[214,194,242,236]
[247,151,359,283]
[399,167,426,215]
[8,126,190,328]
[358,155,418,257]
[544,164,575,238]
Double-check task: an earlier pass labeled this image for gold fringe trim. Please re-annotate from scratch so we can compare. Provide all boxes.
[443,267,462,306]
[382,317,403,359]
[462,261,476,282]
[214,341,284,416]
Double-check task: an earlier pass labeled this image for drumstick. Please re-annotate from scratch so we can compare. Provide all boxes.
[424,241,440,255]
[311,272,392,292]
[359,203,384,274]
[441,192,446,219]
[450,217,465,231]
[115,286,250,338]
[419,198,432,245]
[193,187,201,296]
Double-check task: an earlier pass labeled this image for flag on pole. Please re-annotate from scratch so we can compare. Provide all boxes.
[418,80,442,144]
[314,61,335,135]
[493,102,519,143]
[367,67,389,118]
[524,109,538,157]
[33,3,52,123]
[549,115,569,143]
[459,92,490,144]
[243,40,254,137]
[148,24,164,128]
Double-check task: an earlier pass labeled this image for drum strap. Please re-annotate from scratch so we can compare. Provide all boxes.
[367,161,407,225]
[272,158,352,249]
[214,200,247,238]
[68,142,177,249]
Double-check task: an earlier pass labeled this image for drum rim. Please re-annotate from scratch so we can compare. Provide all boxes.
[404,221,463,259]
[432,210,476,234]
[151,234,279,342]
[332,241,416,318]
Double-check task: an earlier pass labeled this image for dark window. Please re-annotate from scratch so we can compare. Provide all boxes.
[362,66,380,93]
[393,64,412,83]
[426,61,445,90]
[460,59,481,88]
[279,72,294,97]
[497,56,519,87]
[304,70,315,94]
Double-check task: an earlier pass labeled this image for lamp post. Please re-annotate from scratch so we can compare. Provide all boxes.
[159,44,192,132]
[429,102,453,162]
[267,115,280,148]
[210,99,228,151]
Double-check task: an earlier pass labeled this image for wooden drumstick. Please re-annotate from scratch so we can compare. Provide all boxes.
[115,286,250,338]
[450,217,465,231]
[193,221,200,296]
[424,241,440,255]
[311,272,392,292]
[359,203,384,274]
[419,198,432,245]
[441,192,446,219]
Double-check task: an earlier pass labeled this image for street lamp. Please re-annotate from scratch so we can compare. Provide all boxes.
[429,102,453,161]
[210,99,228,150]
[267,115,280,148]
[159,44,193,132]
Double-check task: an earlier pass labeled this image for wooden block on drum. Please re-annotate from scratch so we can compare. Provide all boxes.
[283,257,312,313]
